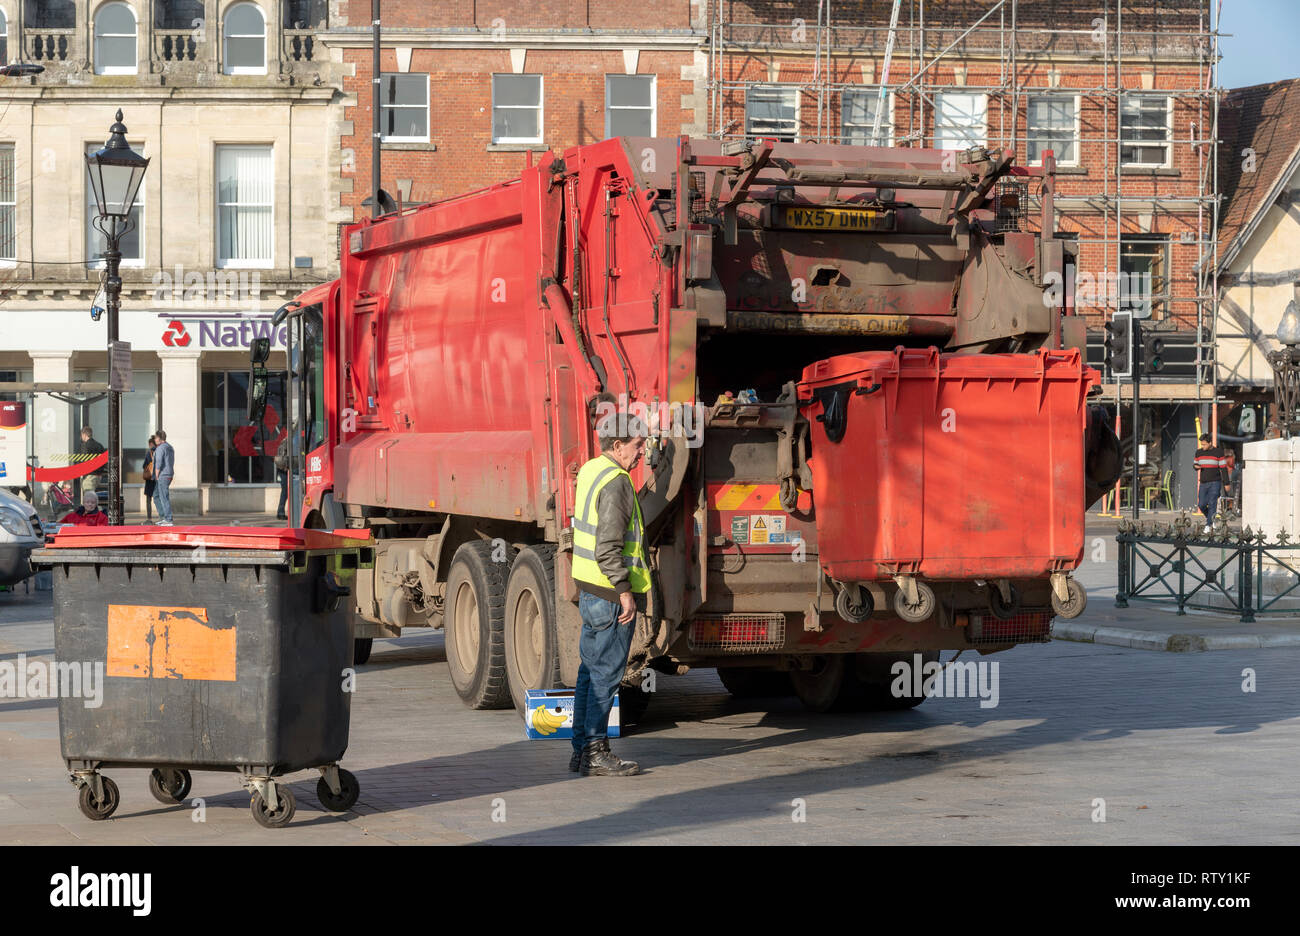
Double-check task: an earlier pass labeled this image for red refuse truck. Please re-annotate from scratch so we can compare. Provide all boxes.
[251,136,1119,716]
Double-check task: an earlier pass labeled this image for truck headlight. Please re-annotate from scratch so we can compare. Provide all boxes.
[0,508,33,538]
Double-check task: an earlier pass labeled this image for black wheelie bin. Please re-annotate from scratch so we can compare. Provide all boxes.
[32,525,375,829]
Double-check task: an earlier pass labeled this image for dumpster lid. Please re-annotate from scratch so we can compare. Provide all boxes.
[46,526,373,550]
[797,347,1088,396]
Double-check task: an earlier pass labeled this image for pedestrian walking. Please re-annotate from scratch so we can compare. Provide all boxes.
[152,429,175,526]
[142,434,157,524]
[568,393,649,777]
[1194,433,1230,532]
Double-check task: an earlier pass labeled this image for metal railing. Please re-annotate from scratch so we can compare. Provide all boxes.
[1116,515,1300,622]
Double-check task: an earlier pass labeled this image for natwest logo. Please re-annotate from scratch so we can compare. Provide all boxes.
[155,314,288,350]
[161,321,192,347]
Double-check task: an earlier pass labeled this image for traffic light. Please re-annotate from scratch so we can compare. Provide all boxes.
[1140,331,1165,375]
[1104,311,1133,378]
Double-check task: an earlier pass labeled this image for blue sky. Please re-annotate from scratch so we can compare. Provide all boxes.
[1219,0,1300,88]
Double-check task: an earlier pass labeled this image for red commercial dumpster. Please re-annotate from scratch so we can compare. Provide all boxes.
[797,347,1094,622]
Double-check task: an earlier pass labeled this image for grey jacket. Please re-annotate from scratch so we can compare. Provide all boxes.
[576,459,648,609]
[153,441,175,482]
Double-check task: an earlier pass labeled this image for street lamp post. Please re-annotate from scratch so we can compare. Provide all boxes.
[85,110,149,526]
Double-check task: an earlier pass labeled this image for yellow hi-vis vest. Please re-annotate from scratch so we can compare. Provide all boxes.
[571,454,651,594]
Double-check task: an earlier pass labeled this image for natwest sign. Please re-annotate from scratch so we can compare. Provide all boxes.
[157,314,288,349]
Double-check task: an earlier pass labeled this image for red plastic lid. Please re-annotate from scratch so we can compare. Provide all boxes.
[46,526,374,550]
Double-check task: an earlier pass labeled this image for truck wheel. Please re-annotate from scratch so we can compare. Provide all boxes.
[717,667,795,699]
[353,637,373,665]
[848,651,937,711]
[1051,579,1088,619]
[504,545,562,713]
[443,541,512,710]
[790,656,850,713]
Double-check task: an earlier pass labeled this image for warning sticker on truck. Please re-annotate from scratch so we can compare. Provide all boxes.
[749,514,787,545]
[731,516,749,545]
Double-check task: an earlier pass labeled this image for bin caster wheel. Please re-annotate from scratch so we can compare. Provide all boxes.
[317,769,360,812]
[1051,579,1088,619]
[78,777,120,821]
[250,786,296,829]
[148,768,192,805]
[834,585,873,624]
[988,584,1021,620]
[353,638,373,665]
[893,582,936,623]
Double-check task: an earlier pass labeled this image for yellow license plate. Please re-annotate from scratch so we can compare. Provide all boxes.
[775,206,894,232]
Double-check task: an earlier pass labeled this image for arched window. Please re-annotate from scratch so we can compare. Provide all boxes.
[224,3,266,75]
[94,3,138,75]
[0,10,8,66]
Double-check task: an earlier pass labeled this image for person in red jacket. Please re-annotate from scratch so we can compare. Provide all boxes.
[61,491,109,527]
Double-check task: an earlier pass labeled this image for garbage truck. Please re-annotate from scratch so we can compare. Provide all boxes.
[251,136,1120,716]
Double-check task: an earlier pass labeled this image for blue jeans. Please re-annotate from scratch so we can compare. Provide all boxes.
[153,478,173,523]
[571,591,635,756]
[1197,480,1223,524]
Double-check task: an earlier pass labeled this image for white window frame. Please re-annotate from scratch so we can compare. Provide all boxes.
[1026,93,1081,167]
[93,2,138,76]
[215,144,274,270]
[933,92,987,150]
[840,87,895,146]
[85,141,145,269]
[380,73,430,143]
[491,74,544,145]
[0,8,8,67]
[1120,94,1173,169]
[604,74,657,139]
[0,143,15,266]
[222,2,267,76]
[745,84,800,143]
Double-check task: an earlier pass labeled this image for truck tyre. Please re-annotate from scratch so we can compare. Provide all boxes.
[847,651,937,711]
[443,541,513,710]
[353,637,373,665]
[504,545,562,713]
[717,667,795,699]
[790,655,850,713]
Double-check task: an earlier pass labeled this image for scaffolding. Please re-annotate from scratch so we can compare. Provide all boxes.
[707,0,1223,399]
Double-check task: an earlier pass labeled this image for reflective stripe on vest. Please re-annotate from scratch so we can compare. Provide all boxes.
[570,454,651,594]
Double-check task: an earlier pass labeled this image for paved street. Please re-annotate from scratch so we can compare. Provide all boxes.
[2,534,1298,845]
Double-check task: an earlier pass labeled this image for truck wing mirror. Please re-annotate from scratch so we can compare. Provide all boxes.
[250,337,271,365]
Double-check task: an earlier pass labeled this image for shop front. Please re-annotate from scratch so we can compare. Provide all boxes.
[0,306,289,518]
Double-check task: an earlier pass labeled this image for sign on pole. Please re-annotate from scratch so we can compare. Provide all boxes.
[109,340,133,392]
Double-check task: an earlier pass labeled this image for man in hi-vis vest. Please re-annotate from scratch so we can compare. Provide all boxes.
[569,393,650,777]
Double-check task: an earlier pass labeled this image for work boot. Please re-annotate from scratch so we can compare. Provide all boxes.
[580,739,640,776]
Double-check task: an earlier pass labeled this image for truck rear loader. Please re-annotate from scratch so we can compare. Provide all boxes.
[253,136,1120,716]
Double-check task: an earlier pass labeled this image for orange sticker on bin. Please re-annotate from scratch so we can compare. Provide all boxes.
[106,605,236,681]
